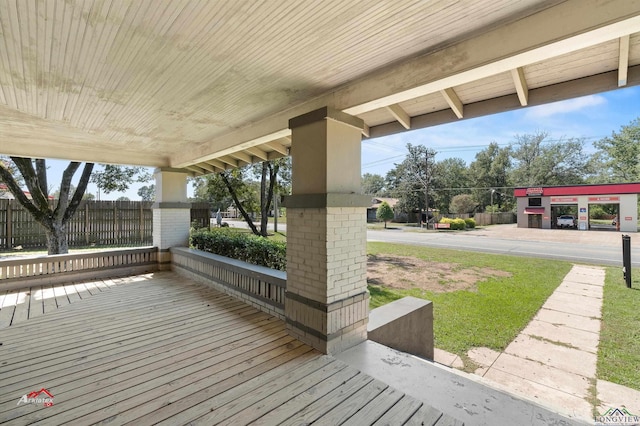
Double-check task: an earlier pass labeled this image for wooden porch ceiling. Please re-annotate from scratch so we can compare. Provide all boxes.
[0,1,639,175]
[0,272,461,425]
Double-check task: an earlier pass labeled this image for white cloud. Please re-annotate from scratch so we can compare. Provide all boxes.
[524,95,607,119]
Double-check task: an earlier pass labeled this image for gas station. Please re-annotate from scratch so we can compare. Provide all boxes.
[514,183,640,233]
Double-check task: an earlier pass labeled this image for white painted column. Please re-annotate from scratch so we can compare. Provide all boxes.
[152,168,191,269]
[283,107,371,354]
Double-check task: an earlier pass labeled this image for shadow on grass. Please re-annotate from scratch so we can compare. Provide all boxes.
[368,254,420,269]
[367,283,403,308]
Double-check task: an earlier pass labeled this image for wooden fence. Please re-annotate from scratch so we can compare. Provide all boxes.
[0,200,211,251]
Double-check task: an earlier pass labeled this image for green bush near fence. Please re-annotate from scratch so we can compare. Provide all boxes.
[464,218,476,228]
[439,217,466,230]
[190,228,286,271]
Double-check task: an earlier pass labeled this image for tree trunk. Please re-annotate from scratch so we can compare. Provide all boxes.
[220,173,261,236]
[259,162,269,237]
[45,221,69,255]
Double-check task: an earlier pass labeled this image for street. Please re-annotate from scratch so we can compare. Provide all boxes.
[367,228,640,267]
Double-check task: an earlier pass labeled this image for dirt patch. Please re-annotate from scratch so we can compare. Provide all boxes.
[367,254,512,293]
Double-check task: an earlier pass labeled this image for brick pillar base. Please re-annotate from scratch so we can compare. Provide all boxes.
[284,199,371,354]
[152,168,191,269]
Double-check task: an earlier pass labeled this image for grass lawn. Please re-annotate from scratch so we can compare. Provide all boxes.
[597,267,640,391]
[367,242,572,355]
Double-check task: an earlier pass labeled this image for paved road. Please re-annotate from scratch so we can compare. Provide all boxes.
[223,219,639,267]
[367,228,640,267]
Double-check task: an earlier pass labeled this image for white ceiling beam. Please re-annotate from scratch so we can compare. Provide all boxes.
[185,165,206,175]
[229,151,254,164]
[362,123,370,138]
[196,162,218,174]
[205,159,228,171]
[217,156,239,168]
[265,141,289,156]
[618,35,631,87]
[386,104,411,129]
[245,146,269,161]
[175,0,640,167]
[440,88,464,119]
[511,67,529,106]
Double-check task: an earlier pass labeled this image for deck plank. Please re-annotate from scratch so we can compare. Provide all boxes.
[250,365,363,425]
[212,358,347,425]
[373,395,424,425]
[313,379,388,425]
[0,290,18,327]
[341,386,404,425]
[277,372,374,426]
[0,271,454,426]
[133,351,330,426]
[404,403,445,426]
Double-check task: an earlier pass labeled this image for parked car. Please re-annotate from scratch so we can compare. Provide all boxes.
[557,215,576,228]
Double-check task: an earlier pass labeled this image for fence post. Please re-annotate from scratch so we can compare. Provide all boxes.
[5,201,11,250]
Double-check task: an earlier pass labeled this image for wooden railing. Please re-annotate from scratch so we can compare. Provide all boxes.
[0,247,158,290]
[170,247,286,320]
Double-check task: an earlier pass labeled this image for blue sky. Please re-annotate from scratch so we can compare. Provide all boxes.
[41,85,640,200]
[362,86,640,176]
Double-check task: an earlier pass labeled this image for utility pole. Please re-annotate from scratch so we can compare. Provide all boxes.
[425,151,432,229]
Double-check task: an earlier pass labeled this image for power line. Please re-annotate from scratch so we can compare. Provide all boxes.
[361,134,606,170]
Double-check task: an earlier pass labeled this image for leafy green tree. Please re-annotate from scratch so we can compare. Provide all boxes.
[90,164,150,193]
[137,185,155,201]
[468,142,511,211]
[0,158,150,254]
[192,158,290,237]
[116,196,130,201]
[509,131,588,187]
[431,157,469,213]
[591,118,640,182]
[449,194,476,214]
[376,201,394,228]
[362,173,386,196]
[0,158,94,254]
[385,144,436,220]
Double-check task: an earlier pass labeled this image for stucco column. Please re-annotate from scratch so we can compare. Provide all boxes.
[152,168,191,269]
[283,107,371,354]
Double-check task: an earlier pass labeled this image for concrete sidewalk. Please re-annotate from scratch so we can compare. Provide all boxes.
[435,264,640,422]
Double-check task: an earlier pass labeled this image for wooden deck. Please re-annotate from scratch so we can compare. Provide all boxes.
[0,271,461,425]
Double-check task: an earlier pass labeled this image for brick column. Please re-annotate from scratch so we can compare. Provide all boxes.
[152,168,191,270]
[283,107,370,354]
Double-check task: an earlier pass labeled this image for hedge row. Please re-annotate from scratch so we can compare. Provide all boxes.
[190,228,287,271]
[439,217,476,230]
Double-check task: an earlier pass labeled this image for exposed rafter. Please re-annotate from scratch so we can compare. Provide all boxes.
[196,162,218,174]
[362,123,371,138]
[619,35,631,87]
[511,67,529,106]
[185,165,206,175]
[205,159,228,171]
[229,151,254,164]
[386,104,411,129]
[265,141,289,156]
[440,88,464,119]
[245,147,269,161]
[218,156,239,168]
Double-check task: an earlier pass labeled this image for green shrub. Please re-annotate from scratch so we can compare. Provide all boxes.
[190,228,286,271]
[464,218,476,228]
[439,217,467,230]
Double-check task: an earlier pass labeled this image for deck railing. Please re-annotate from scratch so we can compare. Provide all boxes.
[170,247,286,320]
[0,247,158,290]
